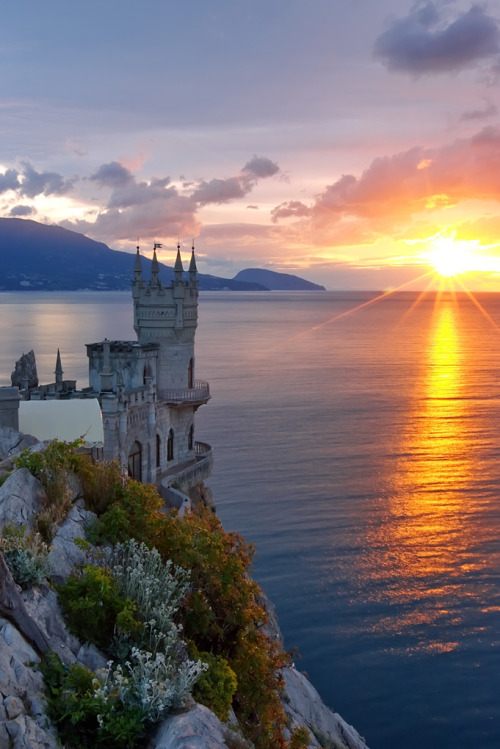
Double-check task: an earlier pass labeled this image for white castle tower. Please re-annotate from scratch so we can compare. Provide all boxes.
[132,243,199,393]
[86,244,211,490]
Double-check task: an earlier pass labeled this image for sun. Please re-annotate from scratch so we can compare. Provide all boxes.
[427,235,480,277]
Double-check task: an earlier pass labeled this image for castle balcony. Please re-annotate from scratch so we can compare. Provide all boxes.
[159,380,210,407]
[159,441,213,496]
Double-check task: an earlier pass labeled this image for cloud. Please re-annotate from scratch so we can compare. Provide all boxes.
[242,155,280,179]
[374,4,500,74]
[19,163,75,198]
[270,126,500,247]
[192,176,249,205]
[90,161,133,188]
[9,204,35,217]
[0,168,20,194]
[192,156,280,205]
[459,101,498,121]
[271,200,311,223]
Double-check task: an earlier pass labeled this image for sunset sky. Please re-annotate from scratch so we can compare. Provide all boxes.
[3,0,500,289]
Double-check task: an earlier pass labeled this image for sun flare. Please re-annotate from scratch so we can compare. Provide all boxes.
[427,235,481,277]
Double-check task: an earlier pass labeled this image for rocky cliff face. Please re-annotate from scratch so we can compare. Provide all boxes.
[0,428,369,749]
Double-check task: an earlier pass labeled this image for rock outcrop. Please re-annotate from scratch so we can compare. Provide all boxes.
[0,427,370,749]
[11,350,38,390]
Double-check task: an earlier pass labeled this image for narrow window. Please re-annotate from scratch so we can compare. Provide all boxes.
[188,424,194,451]
[188,358,194,389]
[167,429,174,462]
[156,434,161,468]
[128,441,142,481]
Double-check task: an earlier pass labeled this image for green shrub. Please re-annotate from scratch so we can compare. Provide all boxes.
[106,540,190,654]
[57,566,141,649]
[191,648,237,721]
[86,480,163,546]
[0,523,49,588]
[96,646,205,724]
[15,439,85,541]
[78,458,125,515]
[40,650,145,749]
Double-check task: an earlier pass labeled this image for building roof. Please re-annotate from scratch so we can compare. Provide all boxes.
[19,398,104,445]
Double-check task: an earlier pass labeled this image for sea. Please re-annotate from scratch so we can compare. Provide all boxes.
[1,289,500,749]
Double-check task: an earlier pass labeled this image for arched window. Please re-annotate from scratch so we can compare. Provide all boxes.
[188,424,194,451]
[188,358,194,389]
[167,429,174,462]
[156,434,161,468]
[128,441,142,481]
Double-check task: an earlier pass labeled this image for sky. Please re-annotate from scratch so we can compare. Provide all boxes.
[2,0,500,290]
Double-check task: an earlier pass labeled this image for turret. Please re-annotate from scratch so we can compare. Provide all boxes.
[132,242,199,392]
[174,243,184,283]
[189,242,198,285]
[151,243,161,289]
[55,349,63,392]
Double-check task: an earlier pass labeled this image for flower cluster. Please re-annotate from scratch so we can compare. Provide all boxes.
[94,647,206,723]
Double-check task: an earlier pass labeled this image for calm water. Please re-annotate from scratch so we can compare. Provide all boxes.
[1,289,500,749]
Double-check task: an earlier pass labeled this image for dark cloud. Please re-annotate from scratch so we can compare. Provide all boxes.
[9,204,35,217]
[374,4,500,74]
[0,168,20,194]
[460,101,498,121]
[191,176,248,205]
[192,156,280,205]
[19,163,75,198]
[107,177,174,209]
[271,200,311,223]
[242,155,280,179]
[90,161,133,188]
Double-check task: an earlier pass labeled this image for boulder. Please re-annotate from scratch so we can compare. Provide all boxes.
[0,426,39,462]
[152,702,248,749]
[46,503,96,583]
[11,350,38,390]
[0,618,58,749]
[0,468,46,532]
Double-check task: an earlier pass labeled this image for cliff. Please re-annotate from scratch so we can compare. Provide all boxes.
[0,428,369,749]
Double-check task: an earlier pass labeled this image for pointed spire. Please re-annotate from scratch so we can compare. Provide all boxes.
[174,241,184,281]
[55,349,63,392]
[151,243,161,287]
[133,245,143,280]
[189,241,197,274]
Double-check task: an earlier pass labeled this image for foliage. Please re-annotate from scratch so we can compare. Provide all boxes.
[86,480,163,546]
[105,540,190,654]
[40,650,145,749]
[0,472,10,487]
[57,566,141,649]
[14,439,85,541]
[191,647,237,721]
[0,522,49,588]
[78,458,125,515]
[154,506,291,748]
[14,438,84,485]
[95,647,205,723]
[289,726,312,749]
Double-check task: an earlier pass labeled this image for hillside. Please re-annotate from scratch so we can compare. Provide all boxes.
[233,268,325,291]
[0,218,266,292]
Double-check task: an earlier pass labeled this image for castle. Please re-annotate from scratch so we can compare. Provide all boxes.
[0,244,213,500]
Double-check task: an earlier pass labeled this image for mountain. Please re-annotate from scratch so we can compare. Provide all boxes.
[0,218,267,291]
[233,267,325,291]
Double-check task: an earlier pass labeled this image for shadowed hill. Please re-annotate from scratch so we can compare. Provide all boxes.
[0,218,266,291]
[233,267,325,291]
